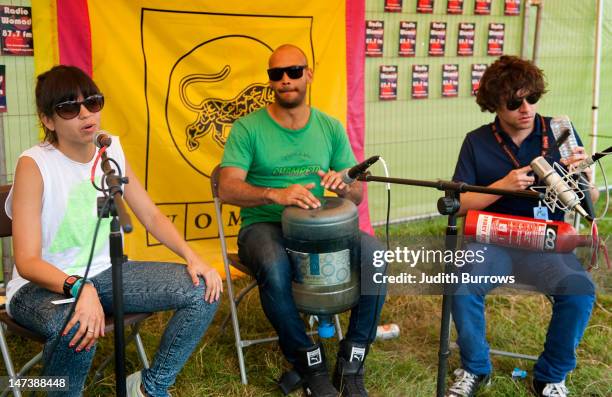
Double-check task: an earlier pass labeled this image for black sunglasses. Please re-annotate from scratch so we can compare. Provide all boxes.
[506,93,540,111]
[54,94,105,120]
[267,65,307,82]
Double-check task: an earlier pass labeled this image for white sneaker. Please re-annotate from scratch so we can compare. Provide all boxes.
[533,379,569,397]
[126,371,145,397]
[445,368,491,397]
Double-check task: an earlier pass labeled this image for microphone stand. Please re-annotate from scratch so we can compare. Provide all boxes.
[356,173,543,397]
[97,151,132,397]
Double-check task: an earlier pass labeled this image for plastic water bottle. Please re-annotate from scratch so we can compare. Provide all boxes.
[376,323,400,340]
[511,367,527,379]
[550,115,578,159]
[317,315,335,339]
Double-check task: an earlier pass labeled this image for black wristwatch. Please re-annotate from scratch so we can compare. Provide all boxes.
[63,275,82,297]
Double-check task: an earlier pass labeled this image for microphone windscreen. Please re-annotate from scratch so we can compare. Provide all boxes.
[94,131,112,148]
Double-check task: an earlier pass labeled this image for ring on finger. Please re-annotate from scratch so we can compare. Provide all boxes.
[87,330,94,334]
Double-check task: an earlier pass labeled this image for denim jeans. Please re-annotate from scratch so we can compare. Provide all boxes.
[9,261,219,397]
[451,243,595,382]
[237,222,386,365]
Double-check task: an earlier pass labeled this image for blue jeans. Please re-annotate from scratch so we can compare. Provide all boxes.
[9,261,219,397]
[451,243,595,382]
[238,222,386,364]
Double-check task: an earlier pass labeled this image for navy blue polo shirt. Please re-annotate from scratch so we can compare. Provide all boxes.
[453,114,583,221]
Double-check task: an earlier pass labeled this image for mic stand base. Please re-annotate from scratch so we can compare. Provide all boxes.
[110,215,127,397]
[98,197,127,397]
[436,191,460,397]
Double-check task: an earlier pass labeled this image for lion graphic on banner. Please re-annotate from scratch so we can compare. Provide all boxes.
[179,65,274,151]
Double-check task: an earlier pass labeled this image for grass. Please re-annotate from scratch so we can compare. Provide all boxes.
[1,209,610,396]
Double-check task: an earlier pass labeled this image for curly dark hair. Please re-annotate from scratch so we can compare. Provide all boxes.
[35,65,102,144]
[476,55,547,113]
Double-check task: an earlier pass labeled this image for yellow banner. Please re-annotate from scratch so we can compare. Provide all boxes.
[38,1,347,272]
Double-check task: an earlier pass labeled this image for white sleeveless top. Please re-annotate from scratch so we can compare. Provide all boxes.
[5,137,126,315]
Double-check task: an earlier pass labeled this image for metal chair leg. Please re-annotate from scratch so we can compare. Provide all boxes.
[226,276,249,385]
[0,325,22,397]
[334,314,343,340]
[220,279,257,333]
[134,332,149,369]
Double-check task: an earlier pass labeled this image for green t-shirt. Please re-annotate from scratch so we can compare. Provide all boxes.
[221,107,356,227]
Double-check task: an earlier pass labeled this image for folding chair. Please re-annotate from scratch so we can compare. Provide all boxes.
[489,283,553,361]
[211,165,343,385]
[449,283,553,362]
[0,184,151,396]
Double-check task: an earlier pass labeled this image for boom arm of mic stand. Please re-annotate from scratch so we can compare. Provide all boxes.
[101,152,133,233]
[356,173,545,201]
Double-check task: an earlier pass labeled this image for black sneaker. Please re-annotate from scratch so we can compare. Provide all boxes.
[532,379,569,397]
[295,343,338,397]
[333,340,369,396]
[445,368,491,397]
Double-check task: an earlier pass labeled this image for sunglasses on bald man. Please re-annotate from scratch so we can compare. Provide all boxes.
[267,65,307,81]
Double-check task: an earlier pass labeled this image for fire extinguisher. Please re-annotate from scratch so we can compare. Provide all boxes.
[463,210,591,252]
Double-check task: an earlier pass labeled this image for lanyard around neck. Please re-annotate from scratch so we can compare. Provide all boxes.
[491,114,548,169]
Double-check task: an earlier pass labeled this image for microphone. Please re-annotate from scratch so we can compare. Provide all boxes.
[549,115,596,218]
[94,131,112,148]
[571,145,612,174]
[342,155,380,184]
[530,156,592,220]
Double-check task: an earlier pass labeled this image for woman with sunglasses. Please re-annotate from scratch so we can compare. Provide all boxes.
[445,56,597,397]
[5,65,222,397]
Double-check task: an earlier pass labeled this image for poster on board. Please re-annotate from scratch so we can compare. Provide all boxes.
[428,22,446,56]
[398,21,417,57]
[0,5,34,55]
[379,65,398,100]
[366,20,384,57]
[412,64,429,99]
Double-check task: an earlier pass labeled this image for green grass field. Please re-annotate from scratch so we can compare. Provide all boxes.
[1,212,610,396]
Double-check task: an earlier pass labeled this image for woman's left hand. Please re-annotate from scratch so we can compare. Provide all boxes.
[186,257,223,303]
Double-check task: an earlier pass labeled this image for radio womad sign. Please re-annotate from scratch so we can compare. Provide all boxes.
[411,64,429,99]
[504,0,521,16]
[417,0,434,13]
[385,0,402,12]
[32,0,364,270]
[471,63,487,95]
[379,65,398,101]
[474,0,492,15]
[457,22,475,56]
[398,21,417,57]
[487,23,505,56]
[447,0,464,14]
[0,5,33,56]
[0,64,6,112]
[365,20,384,57]
[441,64,458,98]
[428,22,446,56]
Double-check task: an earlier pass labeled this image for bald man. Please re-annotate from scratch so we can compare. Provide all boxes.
[219,44,385,397]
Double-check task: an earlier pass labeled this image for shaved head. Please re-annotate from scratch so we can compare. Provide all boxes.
[268,44,308,68]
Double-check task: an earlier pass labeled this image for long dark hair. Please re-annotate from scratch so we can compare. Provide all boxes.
[35,65,102,144]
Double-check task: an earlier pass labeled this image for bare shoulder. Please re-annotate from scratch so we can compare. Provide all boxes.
[14,156,43,191]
